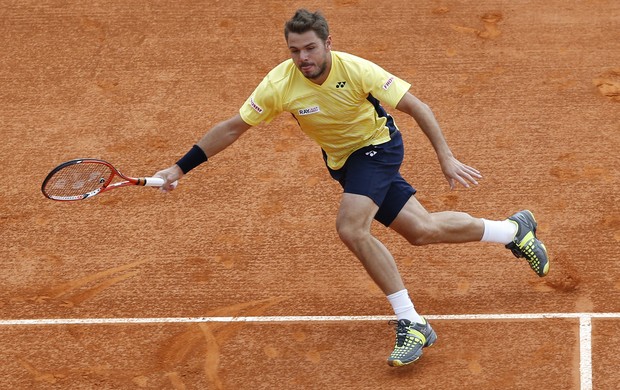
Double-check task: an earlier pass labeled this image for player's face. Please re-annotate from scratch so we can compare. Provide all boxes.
[287,30,332,84]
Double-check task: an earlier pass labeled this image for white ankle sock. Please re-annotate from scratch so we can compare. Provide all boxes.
[387,289,424,323]
[481,218,518,244]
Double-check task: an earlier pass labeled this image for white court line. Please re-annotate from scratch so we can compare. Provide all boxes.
[1,312,619,325]
[580,316,593,390]
[2,312,618,389]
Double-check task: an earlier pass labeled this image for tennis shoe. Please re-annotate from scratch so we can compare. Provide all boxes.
[506,210,550,277]
[387,318,437,367]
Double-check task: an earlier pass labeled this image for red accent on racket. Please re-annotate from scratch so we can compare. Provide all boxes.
[41,159,164,201]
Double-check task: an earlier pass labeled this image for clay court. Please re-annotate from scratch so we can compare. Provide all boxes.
[1,0,619,388]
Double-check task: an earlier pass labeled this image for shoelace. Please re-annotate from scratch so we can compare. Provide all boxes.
[389,320,411,347]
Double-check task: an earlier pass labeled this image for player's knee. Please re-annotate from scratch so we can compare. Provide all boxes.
[336,222,356,246]
[336,220,368,248]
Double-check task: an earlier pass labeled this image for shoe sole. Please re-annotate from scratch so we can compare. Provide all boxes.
[540,242,550,276]
[528,211,550,276]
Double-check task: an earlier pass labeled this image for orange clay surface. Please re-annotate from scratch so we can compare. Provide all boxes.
[0,1,619,389]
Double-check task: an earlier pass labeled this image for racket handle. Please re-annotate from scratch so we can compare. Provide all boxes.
[142,177,165,187]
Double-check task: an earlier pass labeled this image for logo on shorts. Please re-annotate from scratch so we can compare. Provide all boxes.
[365,150,377,157]
[382,76,395,90]
[250,97,263,114]
[298,106,320,115]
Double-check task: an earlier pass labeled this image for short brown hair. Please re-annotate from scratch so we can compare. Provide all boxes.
[284,9,330,42]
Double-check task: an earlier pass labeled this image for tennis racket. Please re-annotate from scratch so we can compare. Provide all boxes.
[41,158,165,201]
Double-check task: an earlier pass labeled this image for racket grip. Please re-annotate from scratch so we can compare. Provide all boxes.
[142,177,166,187]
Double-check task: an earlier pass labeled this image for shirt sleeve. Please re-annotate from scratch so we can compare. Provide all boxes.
[239,75,281,126]
[361,60,411,108]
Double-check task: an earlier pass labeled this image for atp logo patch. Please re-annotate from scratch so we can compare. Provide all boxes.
[250,97,263,114]
[382,76,395,90]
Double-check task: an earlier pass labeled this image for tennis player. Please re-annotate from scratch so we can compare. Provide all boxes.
[154,9,549,367]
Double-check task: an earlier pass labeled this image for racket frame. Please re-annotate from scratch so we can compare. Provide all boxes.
[41,158,164,201]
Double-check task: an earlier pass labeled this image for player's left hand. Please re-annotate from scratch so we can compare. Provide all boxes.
[439,155,482,190]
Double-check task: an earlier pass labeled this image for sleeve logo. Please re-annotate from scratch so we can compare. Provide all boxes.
[250,97,264,114]
[382,76,395,90]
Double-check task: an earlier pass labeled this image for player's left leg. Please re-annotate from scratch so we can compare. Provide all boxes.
[388,196,549,276]
[388,195,485,244]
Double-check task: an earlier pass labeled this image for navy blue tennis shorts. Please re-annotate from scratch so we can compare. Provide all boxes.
[324,130,416,227]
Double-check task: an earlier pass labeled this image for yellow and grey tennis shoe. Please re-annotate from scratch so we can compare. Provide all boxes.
[387,318,437,367]
[506,210,550,277]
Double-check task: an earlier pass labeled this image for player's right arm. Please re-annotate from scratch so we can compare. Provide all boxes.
[154,114,252,192]
[155,69,280,192]
[196,114,252,161]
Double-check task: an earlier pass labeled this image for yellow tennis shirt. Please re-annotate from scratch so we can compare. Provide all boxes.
[239,50,411,169]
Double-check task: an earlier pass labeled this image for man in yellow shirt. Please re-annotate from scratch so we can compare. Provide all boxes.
[154,9,549,367]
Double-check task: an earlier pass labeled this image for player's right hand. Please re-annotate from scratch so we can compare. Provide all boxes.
[153,165,183,193]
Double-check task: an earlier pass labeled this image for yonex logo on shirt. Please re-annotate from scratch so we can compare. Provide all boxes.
[336,81,346,88]
[382,76,395,90]
[298,106,320,115]
[250,97,263,114]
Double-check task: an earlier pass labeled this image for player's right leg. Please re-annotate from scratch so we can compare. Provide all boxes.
[335,192,405,295]
[336,192,435,367]
[326,130,436,366]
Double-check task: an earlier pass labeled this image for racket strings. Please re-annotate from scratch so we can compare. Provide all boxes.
[43,163,113,198]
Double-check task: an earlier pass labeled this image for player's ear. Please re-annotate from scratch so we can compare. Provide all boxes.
[325,35,332,50]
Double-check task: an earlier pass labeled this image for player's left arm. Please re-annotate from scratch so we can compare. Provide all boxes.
[395,91,482,189]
